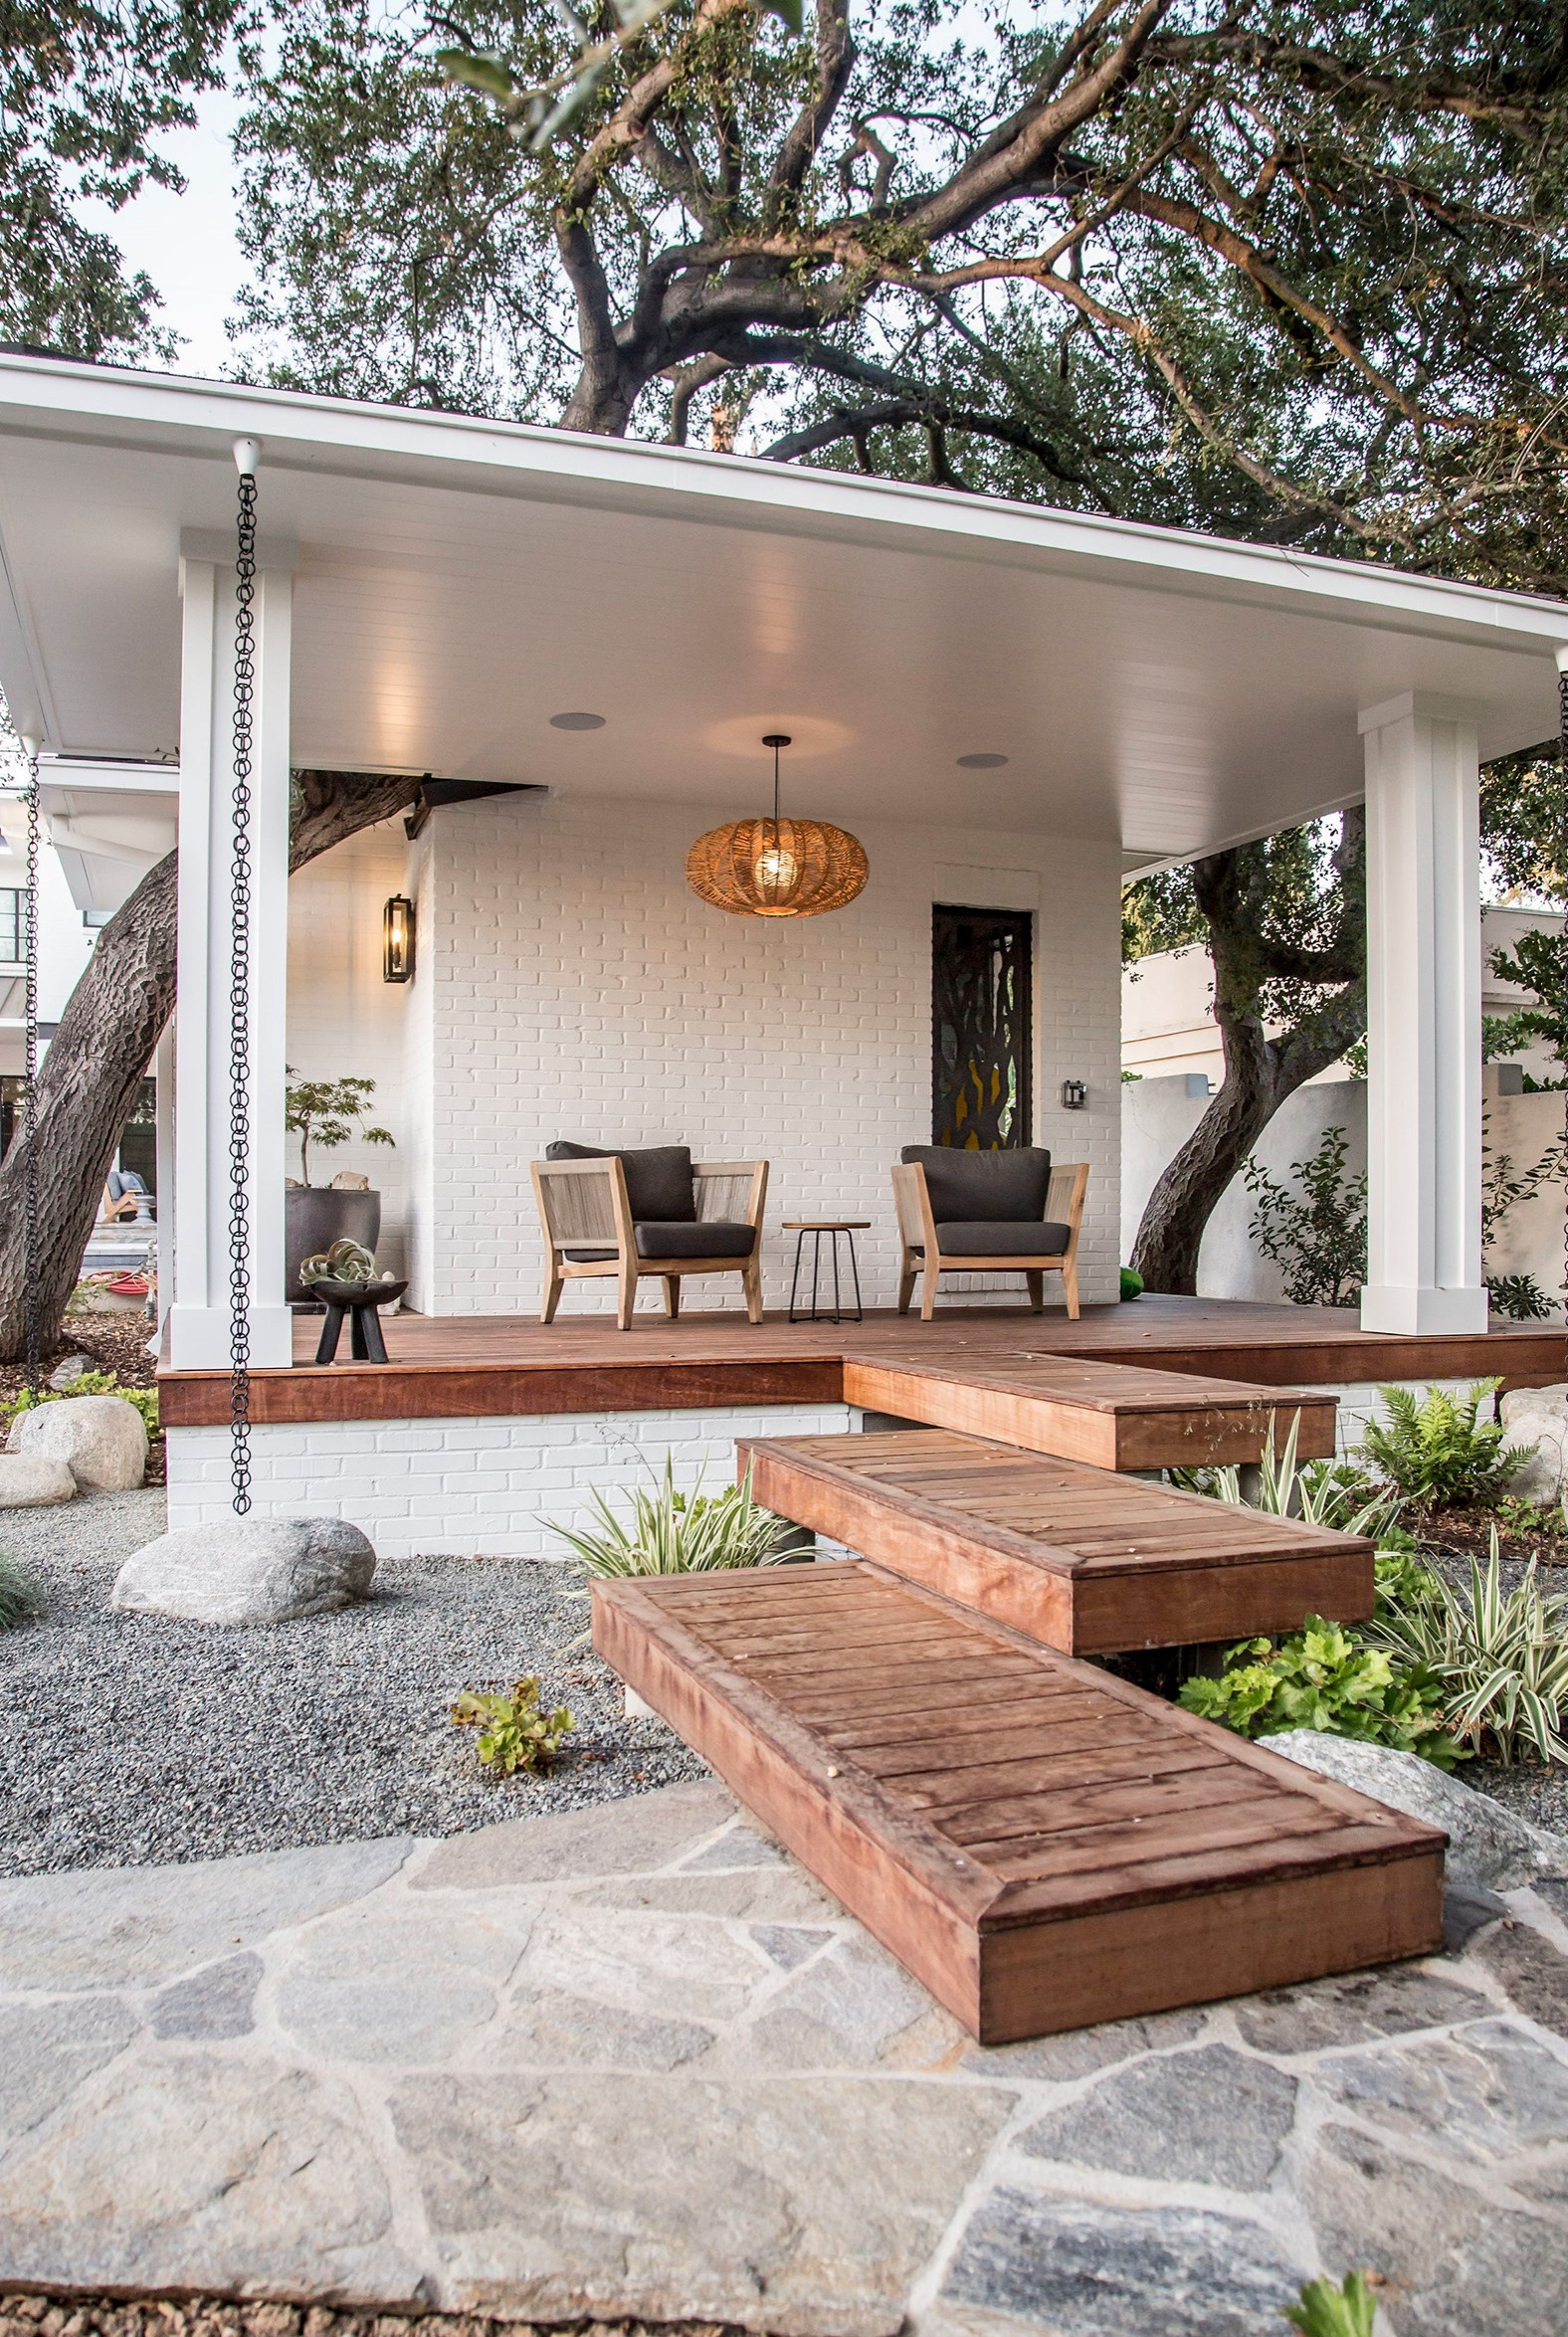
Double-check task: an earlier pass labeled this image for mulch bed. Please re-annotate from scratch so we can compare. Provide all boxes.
[0,2298,741,2337]
[1417,1503,1568,1569]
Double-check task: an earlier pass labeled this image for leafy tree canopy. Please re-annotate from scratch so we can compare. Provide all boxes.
[0,2,243,360]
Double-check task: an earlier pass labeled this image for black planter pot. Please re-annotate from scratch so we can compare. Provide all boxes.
[285,1187,382,1306]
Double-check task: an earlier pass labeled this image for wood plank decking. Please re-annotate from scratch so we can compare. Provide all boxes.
[155,1294,1565,1426]
[842,1352,1337,1469]
[594,1563,1445,2043]
[739,1429,1376,1654]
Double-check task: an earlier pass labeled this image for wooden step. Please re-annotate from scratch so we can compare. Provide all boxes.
[739,1429,1374,1655]
[593,1564,1444,2044]
[843,1351,1337,1470]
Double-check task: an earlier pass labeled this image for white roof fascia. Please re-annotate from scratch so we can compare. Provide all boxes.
[2,355,1567,660]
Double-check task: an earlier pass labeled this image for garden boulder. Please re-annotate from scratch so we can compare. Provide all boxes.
[1498,1383,1568,1503]
[0,1454,77,1508]
[8,1394,147,1491]
[1259,1727,1568,1893]
[111,1516,377,1626]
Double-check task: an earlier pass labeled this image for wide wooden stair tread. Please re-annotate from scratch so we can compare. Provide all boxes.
[593,1564,1446,2043]
[842,1351,1337,1469]
[739,1428,1376,1655]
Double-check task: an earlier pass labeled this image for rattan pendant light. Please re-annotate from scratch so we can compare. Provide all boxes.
[686,733,869,917]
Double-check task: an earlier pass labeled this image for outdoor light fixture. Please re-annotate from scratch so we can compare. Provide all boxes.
[1061,1078,1087,1110]
[686,734,870,918]
[382,895,416,982]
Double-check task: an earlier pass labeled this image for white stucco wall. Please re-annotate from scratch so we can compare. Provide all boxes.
[396,792,1124,1317]
[1123,1071,1566,1308]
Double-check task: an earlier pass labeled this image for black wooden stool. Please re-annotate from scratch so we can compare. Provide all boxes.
[310,1277,408,1364]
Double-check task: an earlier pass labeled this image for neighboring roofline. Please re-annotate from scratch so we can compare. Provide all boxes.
[1,352,1566,657]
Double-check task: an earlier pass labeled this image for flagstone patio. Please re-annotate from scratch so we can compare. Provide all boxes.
[1,1781,1566,2337]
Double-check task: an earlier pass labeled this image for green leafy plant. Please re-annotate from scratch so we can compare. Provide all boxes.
[1119,1266,1144,1300]
[1487,1271,1555,1321]
[1172,1412,1403,1543]
[1179,1617,1465,1769]
[549,1457,792,1576]
[450,1676,573,1774]
[0,1554,43,1631]
[1369,1533,1568,1766]
[1357,1381,1526,1511]
[285,1070,394,1186]
[1,1371,158,1438]
[1243,1127,1367,1309]
[1284,2268,1379,2337]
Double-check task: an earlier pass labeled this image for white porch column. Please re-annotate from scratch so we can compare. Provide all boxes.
[167,524,294,1368]
[1359,690,1486,1335]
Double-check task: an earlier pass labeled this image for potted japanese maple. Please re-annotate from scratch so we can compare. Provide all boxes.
[284,1070,394,1304]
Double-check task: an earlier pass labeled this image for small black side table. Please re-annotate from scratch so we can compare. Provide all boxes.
[784,1222,868,1323]
[310,1277,409,1365]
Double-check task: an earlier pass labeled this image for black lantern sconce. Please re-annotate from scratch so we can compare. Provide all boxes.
[382,894,416,983]
[1061,1078,1087,1110]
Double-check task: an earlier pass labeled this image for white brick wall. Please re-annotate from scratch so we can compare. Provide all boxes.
[410,791,1123,1316]
[166,1403,854,1558]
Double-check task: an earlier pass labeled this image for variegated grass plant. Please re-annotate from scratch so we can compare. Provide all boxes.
[549,1456,790,1576]
[1369,1529,1568,1767]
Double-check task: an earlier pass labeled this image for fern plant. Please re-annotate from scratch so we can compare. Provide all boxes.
[549,1456,790,1576]
[1357,1380,1525,1510]
[1368,1532,1568,1766]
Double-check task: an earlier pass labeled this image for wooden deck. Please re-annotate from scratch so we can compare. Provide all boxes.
[156,1294,1565,1426]
[740,1430,1376,1654]
[594,1563,1446,2043]
[842,1352,1338,1469]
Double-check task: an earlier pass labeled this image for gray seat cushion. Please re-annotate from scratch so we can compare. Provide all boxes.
[900,1144,1052,1223]
[547,1140,695,1221]
[635,1221,756,1261]
[931,1220,1072,1258]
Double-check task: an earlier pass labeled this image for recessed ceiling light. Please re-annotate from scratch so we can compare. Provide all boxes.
[956,751,1009,769]
[549,710,606,730]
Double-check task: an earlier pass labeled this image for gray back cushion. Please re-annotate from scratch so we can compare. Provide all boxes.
[546,1141,696,1222]
[900,1144,1052,1224]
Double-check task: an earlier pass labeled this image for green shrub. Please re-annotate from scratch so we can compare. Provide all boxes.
[1356,1380,1524,1510]
[0,1372,158,1438]
[0,1554,43,1630]
[1369,1533,1568,1766]
[1119,1266,1144,1301]
[550,1457,791,1576]
[1486,1271,1555,1321]
[1179,1617,1465,1768]
[450,1677,573,1773]
[1284,2269,1378,2337]
[1172,1411,1403,1542]
[1243,1127,1367,1308]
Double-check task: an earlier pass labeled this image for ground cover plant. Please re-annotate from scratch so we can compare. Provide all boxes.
[0,1554,42,1630]
[0,1370,158,1438]
[1284,2269,1378,2337]
[450,1675,574,1774]
[551,1458,792,1576]
[1178,1617,1464,1767]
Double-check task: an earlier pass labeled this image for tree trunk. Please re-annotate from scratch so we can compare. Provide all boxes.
[1130,824,1367,1295]
[0,769,421,1362]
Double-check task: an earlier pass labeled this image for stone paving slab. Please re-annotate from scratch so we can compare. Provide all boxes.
[0,1780,1566,2337]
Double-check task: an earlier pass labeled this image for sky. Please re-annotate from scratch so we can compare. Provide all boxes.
[82,86,252,381]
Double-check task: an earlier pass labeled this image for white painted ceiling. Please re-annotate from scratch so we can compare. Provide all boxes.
[2,356,1565,869]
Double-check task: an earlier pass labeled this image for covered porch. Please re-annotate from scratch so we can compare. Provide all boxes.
[2,351,1567,1548]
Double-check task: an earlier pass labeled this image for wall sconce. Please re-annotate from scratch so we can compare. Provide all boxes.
[1061,1078,1087,1110]
[382,895,415,983]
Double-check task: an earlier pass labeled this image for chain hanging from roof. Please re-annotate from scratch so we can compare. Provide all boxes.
[20,734,40,1395]
[228,440,260,1514]
[686,733,869,918]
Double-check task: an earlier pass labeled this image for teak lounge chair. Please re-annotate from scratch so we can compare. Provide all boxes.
[891,1145,1087,1321]
[532,1142,768,1328]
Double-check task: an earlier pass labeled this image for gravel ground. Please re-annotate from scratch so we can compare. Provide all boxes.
[0,2294,739,2337]
[0,1490,707,1877]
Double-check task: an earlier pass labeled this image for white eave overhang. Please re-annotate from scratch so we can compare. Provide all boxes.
[1,353,1564,865]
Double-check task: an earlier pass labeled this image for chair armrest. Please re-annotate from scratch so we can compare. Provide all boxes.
[891,1162,938,1257]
